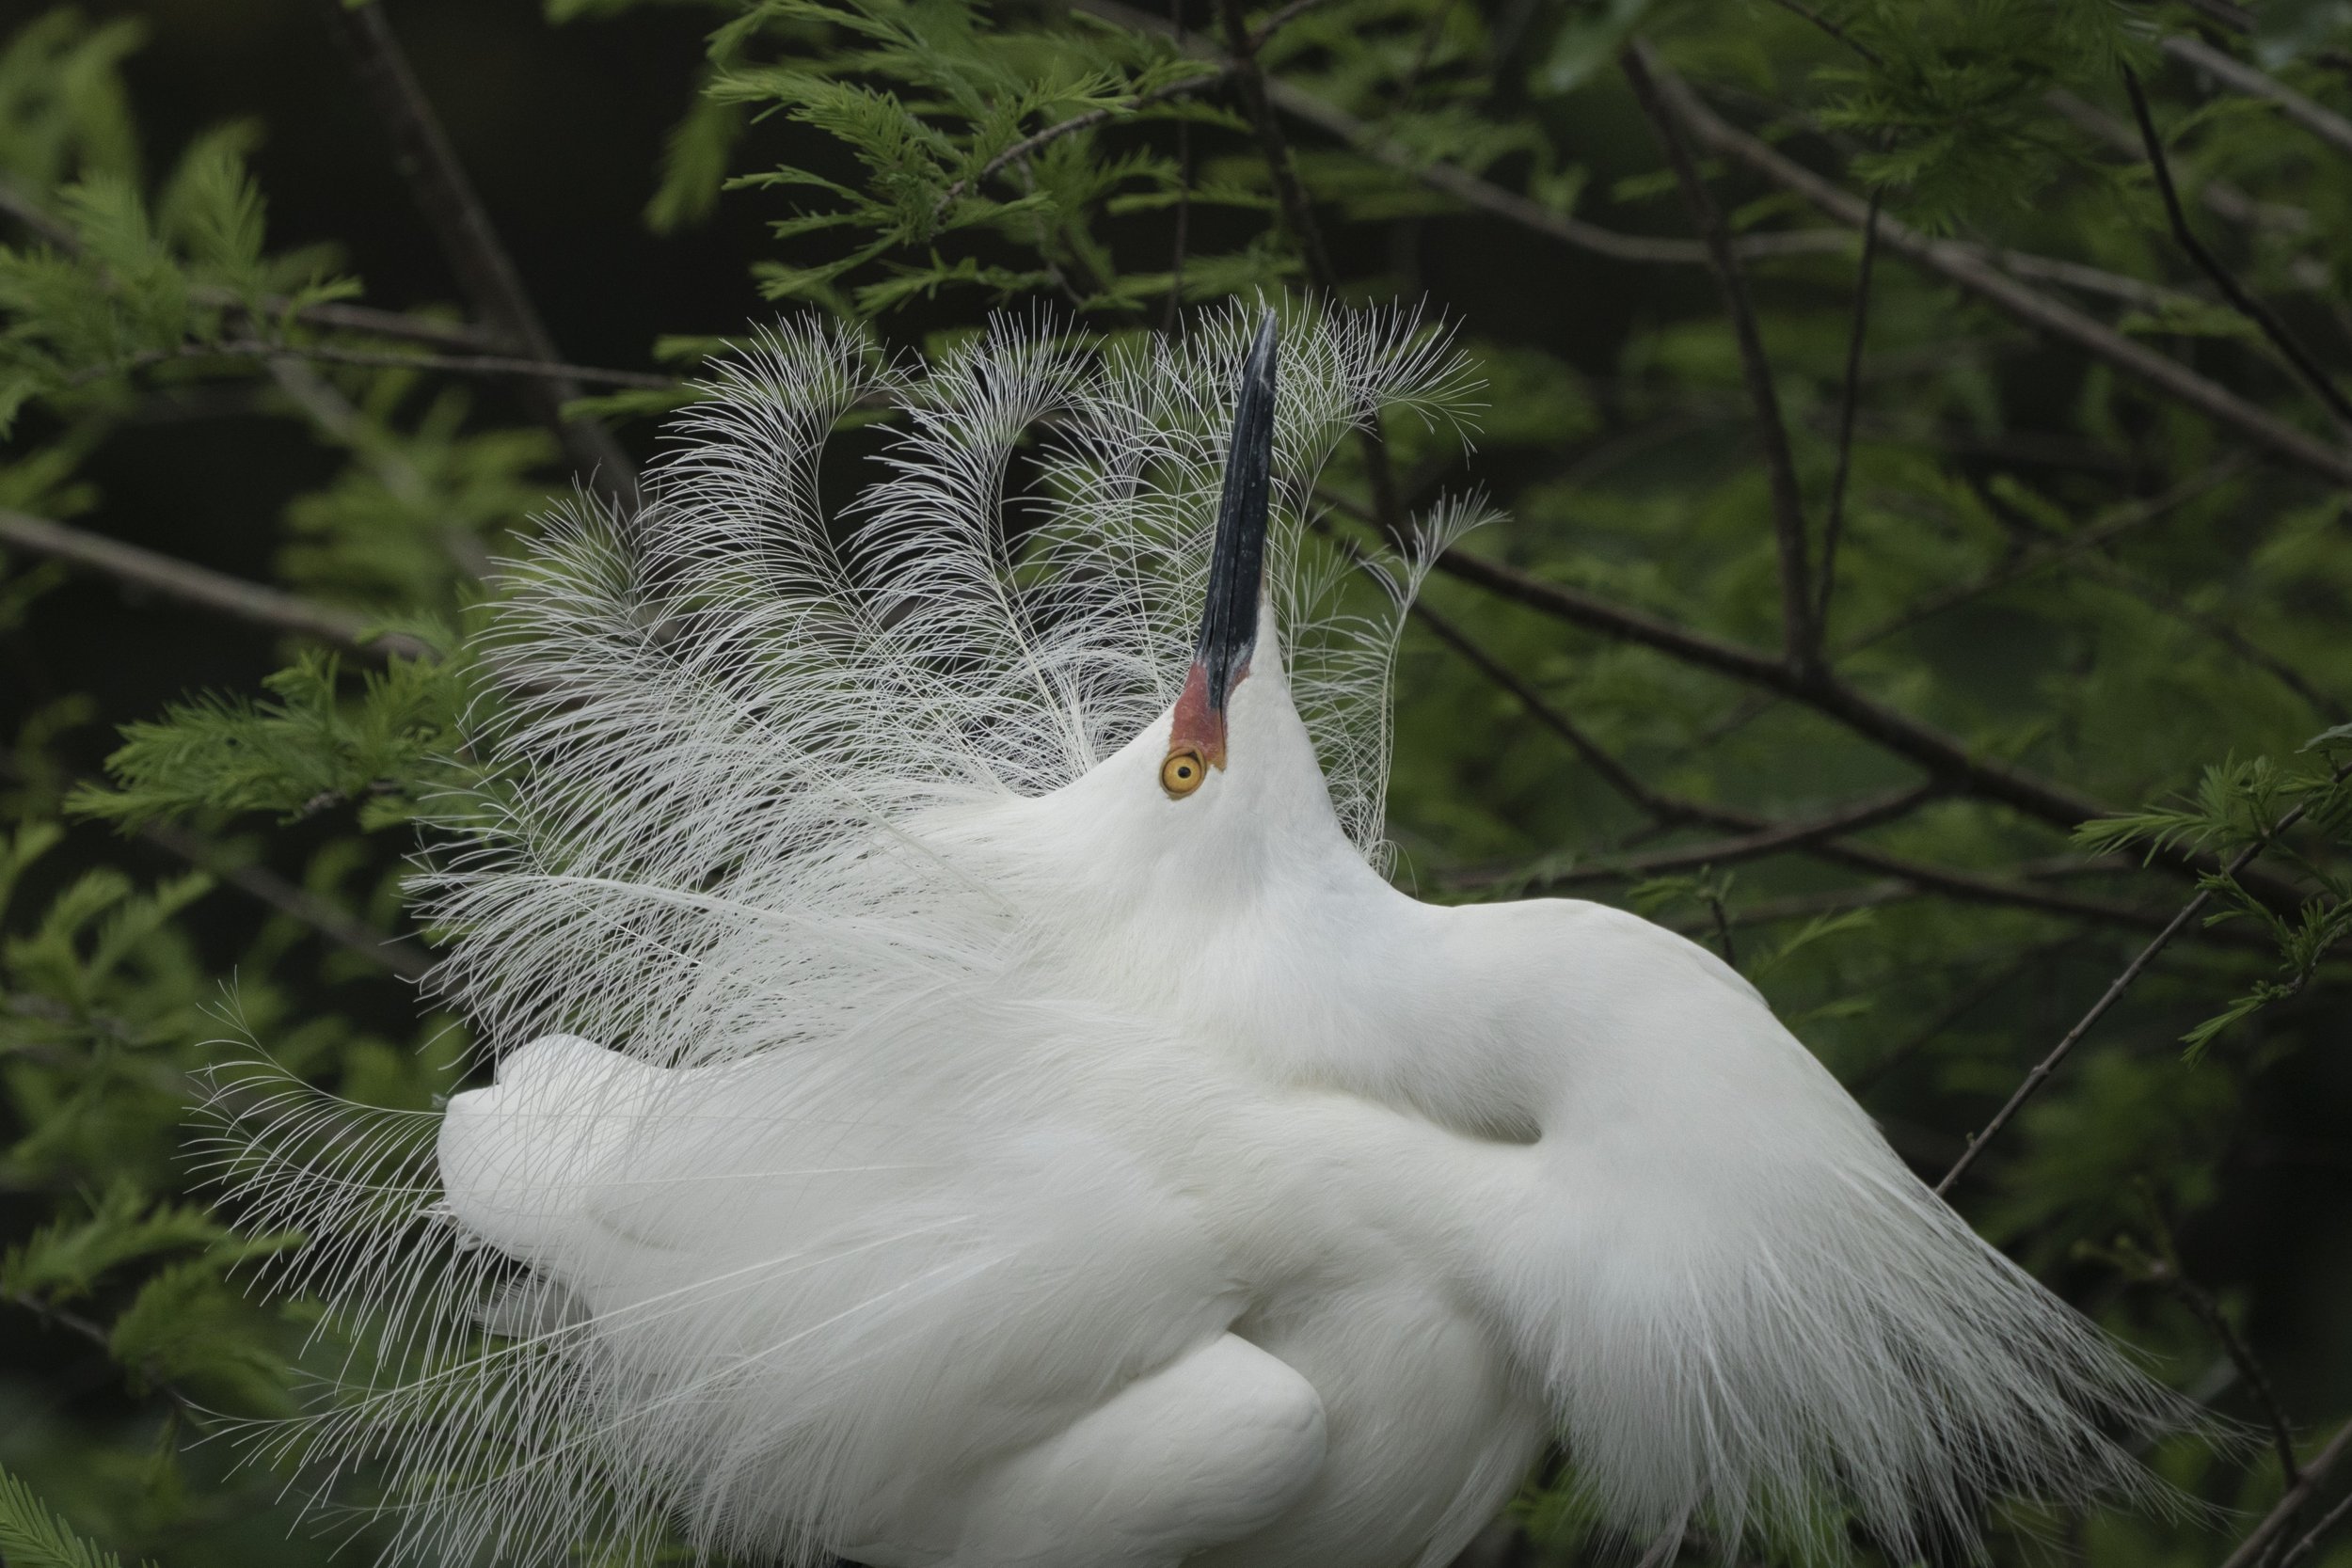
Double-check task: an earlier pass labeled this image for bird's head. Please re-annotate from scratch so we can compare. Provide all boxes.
[1159,309,1279,804]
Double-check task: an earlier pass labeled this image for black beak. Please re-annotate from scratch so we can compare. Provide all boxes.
[1192,310,1278,715]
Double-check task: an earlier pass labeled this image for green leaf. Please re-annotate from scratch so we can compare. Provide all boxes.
[0,1462,145,1568]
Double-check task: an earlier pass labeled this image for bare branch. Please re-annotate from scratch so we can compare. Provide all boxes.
[87,338,675,391]
[2142,1254,2299,1486]
[1817,191,1880,641]
[2071,549,2349,722]
[2275,1486,2352,1568]
[2162,33,2352,162]
[1215,0,1339,289]
[1843,461,2244,656]
[318,0,638,503]
[1937,758,2352,1195]
[1620,41,1813,664]
[0,176,81,249]
[1446,783,1939,893]
[1407,598,1697,824]
[133,816,434,982]
[2122,68,2352,432]
[1424,545,2125,834]
[1649,65,2352,487]
[253,297,501,353]
[2221,1418,2352,1568]
[1069,0,1851,267]
[1248,0,1340,52]
[1758,0,1882,66]
[0,508,435,661]
[1405,592,2214,938]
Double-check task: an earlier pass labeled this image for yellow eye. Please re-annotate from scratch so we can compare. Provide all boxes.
[1161,747,1208,799]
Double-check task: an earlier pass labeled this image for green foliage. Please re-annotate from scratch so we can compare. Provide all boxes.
[0,1462,147,1568]
[72,652,468,830]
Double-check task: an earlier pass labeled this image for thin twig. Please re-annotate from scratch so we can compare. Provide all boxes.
[1621,41,1813,664]
[2274,1484,2352,1568]
[1248,0,1339,52]
[1216,0,1338,287]
[0,508,435,661]
[1070,0,1850,266]
[1816,191,1880,641]
[934,71,1225,219]
[0,170,507,355]
[2045,89,2316,243]
[2072,550,2348,722]
[1321,474,2302,911]
[1843,461,2244,655]
[1936,757,2352,1195]
[1759,0,1882,66]
[1706,894,1739,969]
[1166,0,1195,332]
[319,0,637,503]
[2162,34,2352,162]
[1648,64,2352,487]
[2122,68,2352,432]
[2220,1418,2352,1568]
[242,297,500,354]
[1427,546,2113,830]
[1209,1,1411,546]
[1848,948,2059,1092]
[85,338,675,391]
[1446,784,1939,892]
[1391,0,1460,105]
[133,817,434,982]
[0,177,83,249]
[1408,598,1696,822]
[1404,593,2211,938]
[2142,1256,2299,1486]
[267,358,497,580]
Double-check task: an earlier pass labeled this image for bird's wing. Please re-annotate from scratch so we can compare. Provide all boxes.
[434,1023,1279,1565]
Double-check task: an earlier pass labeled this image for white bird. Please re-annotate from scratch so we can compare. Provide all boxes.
[218,305,2185,1568]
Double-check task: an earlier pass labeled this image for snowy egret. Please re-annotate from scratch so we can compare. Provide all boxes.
[219,306,2184,1568]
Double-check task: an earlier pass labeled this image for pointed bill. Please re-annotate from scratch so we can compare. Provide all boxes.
[1164,312,1278,791]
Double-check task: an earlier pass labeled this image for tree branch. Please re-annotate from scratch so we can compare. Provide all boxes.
[1248,0,1340,52]
[1841,461,2244,656]
[0,509,434,661]
[1648,65,2352,487]
[318,0,637,504]
[1067,0,1850,267]
[2275,1485,2352,1568]
[2141,1253,2299,1487]
[87,338,675,391]
[2162,34,2352,162]
[1408,597,1700,824]
[1816,192,1879,640]
[1620,41,1813,664]
[2121,67,2352,432]
[1406,594,2216,938]
[1215,0,1338,288]
[2221,1418,2352,1568]
[133,817,433,982]
[1937,757,2352,1195]
[1446,783,1939,893]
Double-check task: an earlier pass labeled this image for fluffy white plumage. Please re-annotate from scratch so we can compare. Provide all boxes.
[215,304,2185,1568]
